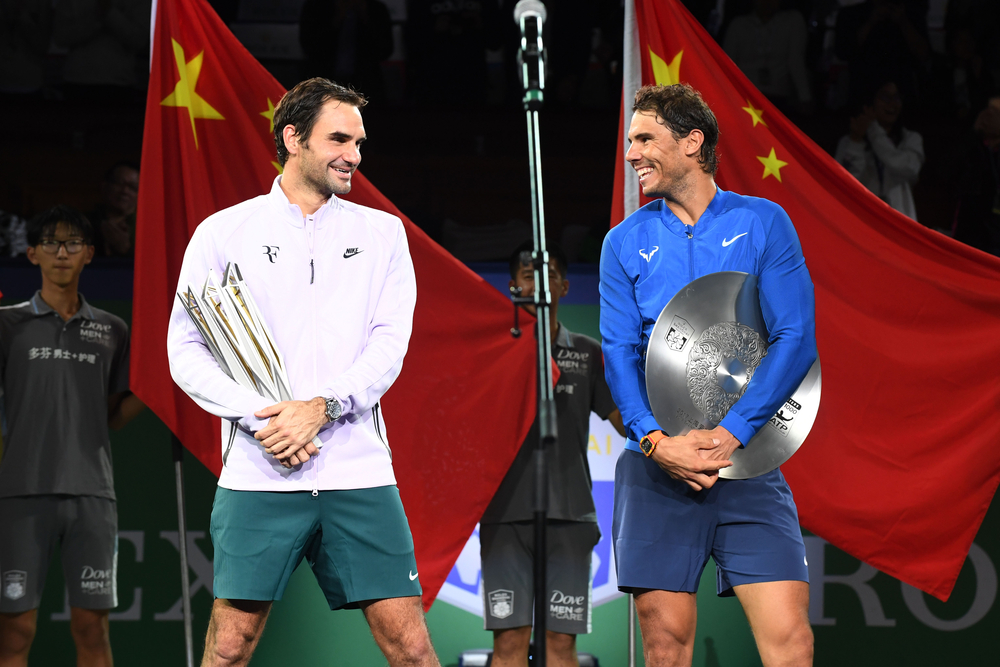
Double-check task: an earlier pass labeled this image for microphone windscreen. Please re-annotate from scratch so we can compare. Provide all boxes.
[513,0,547,25]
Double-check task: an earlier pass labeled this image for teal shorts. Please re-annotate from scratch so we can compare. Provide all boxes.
[210,485,421,609]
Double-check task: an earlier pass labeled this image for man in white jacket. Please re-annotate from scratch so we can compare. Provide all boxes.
[166,78,438,667]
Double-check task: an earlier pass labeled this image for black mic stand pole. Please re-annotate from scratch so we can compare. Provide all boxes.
[510,3,552,665]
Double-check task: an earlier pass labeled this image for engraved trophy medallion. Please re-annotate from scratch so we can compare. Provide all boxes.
[645,272,821,479]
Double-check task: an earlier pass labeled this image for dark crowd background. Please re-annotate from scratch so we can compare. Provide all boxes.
[1,0,998,266]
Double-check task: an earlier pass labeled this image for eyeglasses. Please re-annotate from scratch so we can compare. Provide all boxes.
[38,239,87,254]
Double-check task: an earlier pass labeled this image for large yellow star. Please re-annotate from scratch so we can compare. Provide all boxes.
[160,39,224,149]
[757,148,789,182]
[271,161,283,174]
[742,100,766,127]
[260,98,276,134]
[650,48,683,86]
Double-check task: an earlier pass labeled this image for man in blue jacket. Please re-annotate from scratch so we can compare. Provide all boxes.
[600,84,816,666]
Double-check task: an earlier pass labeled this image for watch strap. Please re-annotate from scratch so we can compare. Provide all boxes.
[639,430,668,457]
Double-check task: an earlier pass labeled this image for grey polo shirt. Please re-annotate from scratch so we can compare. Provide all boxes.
[0,292,129,500]
[482,324,617,524]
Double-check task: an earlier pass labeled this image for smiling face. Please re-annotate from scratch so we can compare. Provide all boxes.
[285,100,366,197]
[625,110,701,201]
[26,222,94,289]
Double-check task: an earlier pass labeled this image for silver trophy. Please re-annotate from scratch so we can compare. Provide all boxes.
[177,263,322,452]
[645,272,820,479]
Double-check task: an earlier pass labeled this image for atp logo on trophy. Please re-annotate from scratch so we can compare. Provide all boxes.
[768,398,801,437]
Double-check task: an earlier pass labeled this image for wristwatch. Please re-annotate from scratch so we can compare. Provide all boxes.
[639,430,668,457]
[323,397,342,423]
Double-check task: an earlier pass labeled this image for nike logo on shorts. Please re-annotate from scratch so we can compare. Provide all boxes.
[409,570,418,581]
[722,233,747,247]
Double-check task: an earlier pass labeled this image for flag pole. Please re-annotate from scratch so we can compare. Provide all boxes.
[171,435,196,667]
[148,4,193,665]
[623,5,641,666]
[513,3,553,664]
[628,594,637,667]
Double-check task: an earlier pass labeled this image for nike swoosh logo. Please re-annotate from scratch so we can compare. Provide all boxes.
[722,233,748,247]
[409,571,418,581]
[343,249,364,258]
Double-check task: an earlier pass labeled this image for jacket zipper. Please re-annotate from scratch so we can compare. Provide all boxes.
[686,227,694,282]
[306,215,319,496]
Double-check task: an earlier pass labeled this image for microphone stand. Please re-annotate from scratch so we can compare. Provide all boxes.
[510,4,553,665]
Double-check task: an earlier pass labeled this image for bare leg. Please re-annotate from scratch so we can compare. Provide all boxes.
[0,610,36,667]
[633,589,698,667]
[492,628,579,667]
[360,596,439,667]
[70,608,112,667]
[201,599,271,667]
[491,626,530,667]
[733,581,812,667]
[546,630,579,667]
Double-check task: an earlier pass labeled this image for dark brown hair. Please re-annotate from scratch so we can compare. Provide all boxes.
[633,84,720,175]
[272,78,367,166]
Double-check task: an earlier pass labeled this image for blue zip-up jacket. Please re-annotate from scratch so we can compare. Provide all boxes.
[599,188,817,448]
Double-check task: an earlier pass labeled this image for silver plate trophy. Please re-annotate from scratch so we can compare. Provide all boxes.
[177,263,322,457]
[645,272,821,479]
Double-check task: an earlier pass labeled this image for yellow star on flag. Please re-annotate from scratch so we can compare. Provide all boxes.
[742,100,766,127]
[271,161,283,174]
[757,148,789,182]
[650,48,683,86]
[160,39,224,149]
[260,98,276,134]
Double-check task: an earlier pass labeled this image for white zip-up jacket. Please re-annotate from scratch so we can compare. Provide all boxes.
[167,176,416,492]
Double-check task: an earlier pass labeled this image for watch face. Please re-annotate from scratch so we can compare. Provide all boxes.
[640,437,653,456]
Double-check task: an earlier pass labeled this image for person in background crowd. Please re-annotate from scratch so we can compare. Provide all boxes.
[835,80,924,221]
[834,0,929,107]
[947,26,996,125]
[0,0,51,96]
[52,0,151,99]
[954,96,1000,256]
[0,205,144,667]
[89,161,139,259]
[723,0,813,116]
[480,241,625,667]
[299,0,394,103]
[0,211,28,258]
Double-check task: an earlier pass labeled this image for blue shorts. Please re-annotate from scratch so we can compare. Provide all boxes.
[612,450,807,597]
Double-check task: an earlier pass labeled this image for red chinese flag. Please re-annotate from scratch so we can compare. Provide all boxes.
[613,0,1000,600]
[134,0,537,609]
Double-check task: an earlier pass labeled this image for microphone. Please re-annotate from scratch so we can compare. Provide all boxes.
[513,0,547,108]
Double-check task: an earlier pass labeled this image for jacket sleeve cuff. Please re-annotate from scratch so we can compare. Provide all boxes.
[634,415,663,442]
[720,412,753,448]
[238,413,270,436]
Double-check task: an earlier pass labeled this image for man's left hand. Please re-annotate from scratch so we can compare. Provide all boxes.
[254,397,327,466]
[696,425,742,462]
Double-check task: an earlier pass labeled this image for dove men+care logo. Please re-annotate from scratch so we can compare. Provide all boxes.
[79,565,115,596]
